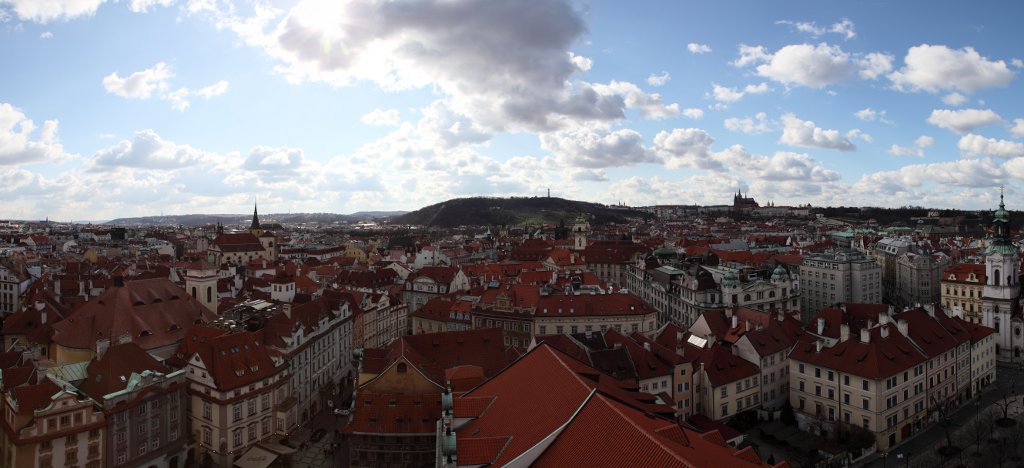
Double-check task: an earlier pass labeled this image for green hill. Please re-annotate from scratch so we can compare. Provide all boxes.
[391,197,652,227]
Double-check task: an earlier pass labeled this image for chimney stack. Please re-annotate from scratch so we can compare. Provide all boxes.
[816,317,825,335]
[860,328,870,343]
[880,325,889,338]
[897,319,909,337]
[732,315,738,330]
[878,312,889,326]
[924,304,935,318]
[840,324,850,342]
[815,340,823,353]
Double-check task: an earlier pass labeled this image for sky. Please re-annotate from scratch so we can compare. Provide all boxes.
[2,0,1024,221]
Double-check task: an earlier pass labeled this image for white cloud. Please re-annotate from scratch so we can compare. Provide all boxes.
[102,62,173,99]
[647,71,670,87]
[39,31,53,39]
[1013,59,1024,69]
[589,81,680,119]
[102,63,229,111]
[846,129,873,143]
[710,82,769,103]
[0,103,74,165]
[90,129,218,169]
[652,128,720,170]
[569,52,592,72]
[724,112,772,134]
[128,0,173,13]
[854,158,1004,194]
[958,134,1024,159]
[687,43,711,54]
[775,19,856,40]
[1011,118,1024,138]
[215,0,654,132]
[926,108,1002,133]
[942,92,967,106]
[195,80,229,99]
[888,135,934,157]
[853,108,892,124]
[3,0,105,23]
[541,127,656,169]
[858,52,894,80]
[360,108,402,126]
[779,113,856,151]
[681,108,704,119]
[733,44,770,67]
[753,43,855,88]
[889,44,1014,94]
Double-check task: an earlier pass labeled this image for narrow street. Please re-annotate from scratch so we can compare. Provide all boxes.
[860,362,1024,467]
[287,387,353,468]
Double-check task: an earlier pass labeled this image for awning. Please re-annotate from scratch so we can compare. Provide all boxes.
[233,446,278,468]
[259,441,297,455]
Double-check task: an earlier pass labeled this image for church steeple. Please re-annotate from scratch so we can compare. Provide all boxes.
[251,201,261,230]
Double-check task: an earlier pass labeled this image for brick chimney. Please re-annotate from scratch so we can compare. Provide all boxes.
[860,328,870,343]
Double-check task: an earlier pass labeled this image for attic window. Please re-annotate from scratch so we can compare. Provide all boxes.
[169,324,181,332]
[235,370,244,377]
[139,330,152,337]
[152,298,162,304]
[250,365,259,372]
[133,301,145,306]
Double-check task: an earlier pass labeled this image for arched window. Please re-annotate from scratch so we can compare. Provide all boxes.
[206,286,212,303]
[743,294,751,302]
[768,291,776,298]
[191,286,197,299]
[995,269,1001,286]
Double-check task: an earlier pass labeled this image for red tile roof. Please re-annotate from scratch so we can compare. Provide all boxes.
[790,325,928,380]
[51,278,215,352]
[77,342,170,400]
[174,325,285,391]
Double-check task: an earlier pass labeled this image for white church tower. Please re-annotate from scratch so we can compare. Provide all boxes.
[185,260,219,315]
[572,215,589,251]
[981,190,1021,360]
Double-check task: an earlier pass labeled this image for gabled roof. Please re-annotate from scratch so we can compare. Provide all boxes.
[455,344,778,468]
[366,328,517,388]
[77,342,170,401]
[790,325,928,380]
[175,325,284,391]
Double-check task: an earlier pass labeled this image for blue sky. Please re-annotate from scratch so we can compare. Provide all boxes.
[2,0,1024,220]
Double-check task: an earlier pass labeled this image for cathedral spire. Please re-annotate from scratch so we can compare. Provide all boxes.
[251,200,261,230]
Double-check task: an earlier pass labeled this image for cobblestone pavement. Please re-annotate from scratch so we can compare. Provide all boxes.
[287,389,352,467]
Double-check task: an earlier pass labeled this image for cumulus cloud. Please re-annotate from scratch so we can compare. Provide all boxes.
[589,81,679,119]
[779,114,856,151]
[361,108,402,126]
[653,128,720,170]
[858,52,894,80]
[942,92,967,106]
[724,112,772,134]
[102,62,173,99]
[647,71,670,87]
[1011,118,1024,138]
[710,82,769,103]
[776,18,856,40]
[214,0,671,132]
[888,135,934,157]
[90,129,218,169]
[926,108,1002,133]
[681,108,704,119]
[687,43,711,54]
[540,127,656,169]
[958,134,1024,159]
[854,158,1004,194]
[102,62,229,111]
[853,107,892,124]
[751,43,855,88]
[0,103,74,165]
[243,146,305,176]
[3,0,105,23]
[889,44,1013,94]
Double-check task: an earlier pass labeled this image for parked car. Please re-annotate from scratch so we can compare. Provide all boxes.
[334,409,350,417]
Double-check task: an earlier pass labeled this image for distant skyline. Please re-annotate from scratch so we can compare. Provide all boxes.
[2,0,1024,220]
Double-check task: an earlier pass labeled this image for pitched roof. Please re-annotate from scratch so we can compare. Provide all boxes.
[77,342,170,400]
[51,278,216,352]
[790,325,928,380]
[175,325,284,391]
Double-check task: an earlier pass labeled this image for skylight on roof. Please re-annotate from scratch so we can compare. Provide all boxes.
[687,335,707,348]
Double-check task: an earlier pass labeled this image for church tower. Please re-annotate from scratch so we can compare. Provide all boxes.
[572,215,589,251]
[249,201,263,237]
[981,189,1021,360]
[185,260,219,315]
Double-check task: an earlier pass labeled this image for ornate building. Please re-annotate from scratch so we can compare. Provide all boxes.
[981,193,1022,361]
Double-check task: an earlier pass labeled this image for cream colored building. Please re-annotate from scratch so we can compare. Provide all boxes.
[532,292,658,337]
[790,326,928,450]
[941,263,986,323]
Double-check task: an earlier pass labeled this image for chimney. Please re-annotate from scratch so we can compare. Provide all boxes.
[867,319,875,329]
[897,319,909,337]
[860,328,870,343]
[731,315,738,330]
[745,319,750,331]
[878,312,889,326]
[777,310,785,322]
[840,324,850,342]
[888,305,896,316]
[40,308,46,325]
[643,342,651,352]
[816,317,825,335]
[923,304,935,318]
[880,325,889,338]
[815,340,823,353]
